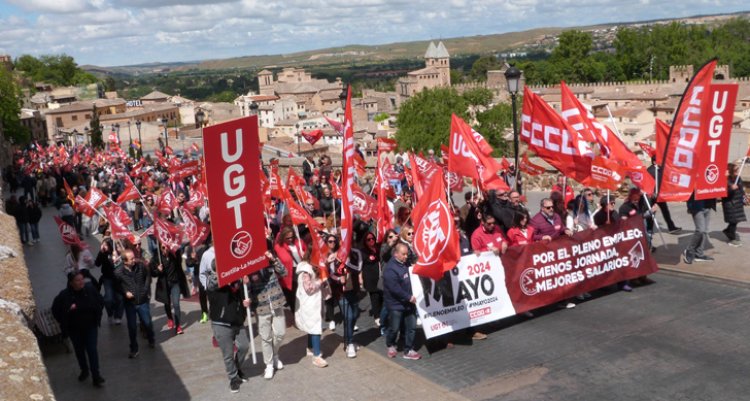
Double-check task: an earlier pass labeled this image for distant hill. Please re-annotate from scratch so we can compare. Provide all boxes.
[83,11,749,76]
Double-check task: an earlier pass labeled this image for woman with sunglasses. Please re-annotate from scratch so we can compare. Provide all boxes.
[323,235,340,331]
[360,232,383,327]
[327,236,363,359]
[398,225,418,266]
[507,210,534,247]
[378,229,400,335]
[274,226,307,309]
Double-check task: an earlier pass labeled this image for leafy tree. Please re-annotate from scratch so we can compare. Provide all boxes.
[469,55,501,81]
[450,69,464,84]
[474,102,513,156]
[462,87,494,107]
[89,107,103,149]
[395,87,469,152]
[104,76,117,92]
[0,68,29,144]
[373,112,390,123]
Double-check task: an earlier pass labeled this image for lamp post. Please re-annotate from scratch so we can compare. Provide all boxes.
[71,129,78,147]
[84,126,90,146]
[161,117,169,149]
[296,123,301,154]
[114,123,120,144]
[135,120,142,158]
[127,121,133,145]
[504,65,522,193]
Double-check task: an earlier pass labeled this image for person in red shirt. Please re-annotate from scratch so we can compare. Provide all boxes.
[470,215,507,255]
[507,210,535,246]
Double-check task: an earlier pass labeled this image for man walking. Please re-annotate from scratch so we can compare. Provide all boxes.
[682,194,716,264]
[383,243,421,360]
[114,249,156,358]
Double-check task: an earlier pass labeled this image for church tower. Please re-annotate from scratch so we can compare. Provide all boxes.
[425,41,451,86]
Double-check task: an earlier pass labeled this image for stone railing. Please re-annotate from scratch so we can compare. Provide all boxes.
[0,177,55,401]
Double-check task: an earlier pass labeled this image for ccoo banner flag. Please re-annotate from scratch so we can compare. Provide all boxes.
[203,116,268,287]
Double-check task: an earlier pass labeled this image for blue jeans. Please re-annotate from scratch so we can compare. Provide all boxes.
[389,179,402,195]
[101,277,124,319]
[29,222,39,241]
[386,308,417,352]
[307,334,321,357]
[124,302,155,352]
[338,291,360,345]
[17,222,28,243]
[164,282,182,327]
[69,326,100,377]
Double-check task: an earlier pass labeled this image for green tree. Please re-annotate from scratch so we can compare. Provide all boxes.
[462,87,494,107]
[0,68,29,144]
[373,112,389,123]
[551,30,593,62]
[89,107,103,149]
[474,102,513,156]
[395,87,469,152]
[469,55,501,81]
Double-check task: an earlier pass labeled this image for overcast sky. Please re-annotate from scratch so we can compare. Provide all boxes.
[0,0,747,67]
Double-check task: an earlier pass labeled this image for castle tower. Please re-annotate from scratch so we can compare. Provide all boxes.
[258,69,275,96]
[425,41,451,86]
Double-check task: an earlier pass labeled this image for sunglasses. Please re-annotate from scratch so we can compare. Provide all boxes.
[285,236,294,240]
[543,206,553,210]
[498,193,508,197]
[405,232,413,236]
[586,193,593,197]
[366,237,376,241]
[327,239,336,244]
[387,235,397,239]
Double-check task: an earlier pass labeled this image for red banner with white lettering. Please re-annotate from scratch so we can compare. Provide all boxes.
[655,119,669,165]
[203,116,268,287]
[337,86,356,263]
[694,83,738,200]
[658,59,717,202]
[53,216,85,247]
[501,217,658,313]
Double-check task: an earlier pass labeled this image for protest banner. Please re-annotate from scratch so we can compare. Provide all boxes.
[412,218,658,339]
[694,83,738,200]
[203,115,268,287]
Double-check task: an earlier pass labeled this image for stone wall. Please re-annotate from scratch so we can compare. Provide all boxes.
[0,180,56,401]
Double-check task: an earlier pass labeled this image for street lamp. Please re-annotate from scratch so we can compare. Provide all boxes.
[84,126,90,146]
[72,129,78,147]
[127,121,133,145]
[161,117,169,149]
[296,123,301,154]
[339,84,348,111]
[135,120,142,158]
[113,123,120,144]
[196,109,205,129]
[504,65,522,193]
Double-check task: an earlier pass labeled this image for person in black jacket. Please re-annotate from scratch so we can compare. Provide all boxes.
[722,162,746,246]
[150,244,189,335]
[52,271,105,387]
[114,249,155,358]
[95,239,123,324]
[26,197,42,244]
[383,243,421,360]
[200,247,250,393]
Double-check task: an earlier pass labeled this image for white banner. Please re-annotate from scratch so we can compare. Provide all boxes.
[410,252,517,339]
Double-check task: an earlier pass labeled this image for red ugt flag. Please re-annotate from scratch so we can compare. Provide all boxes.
[337,86,356,263]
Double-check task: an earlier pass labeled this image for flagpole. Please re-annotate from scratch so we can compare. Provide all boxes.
[642,192,668,250]
[241,283,258,365]
[735,156,747,186]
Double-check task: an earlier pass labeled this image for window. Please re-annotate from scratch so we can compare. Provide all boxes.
[72,115,78,121]
[85,114,91,119]
[56,117,63,127]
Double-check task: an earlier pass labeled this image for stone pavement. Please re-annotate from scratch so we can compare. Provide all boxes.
[28,204,465,401]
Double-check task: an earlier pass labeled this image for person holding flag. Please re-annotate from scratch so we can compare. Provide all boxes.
[721,163,746,247]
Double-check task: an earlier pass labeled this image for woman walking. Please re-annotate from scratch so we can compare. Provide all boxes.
[295,248,329,368]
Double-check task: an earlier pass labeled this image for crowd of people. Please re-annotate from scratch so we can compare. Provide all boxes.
[3,143,746,393]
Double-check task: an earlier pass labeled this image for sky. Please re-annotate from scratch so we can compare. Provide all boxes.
[0,0,748,67]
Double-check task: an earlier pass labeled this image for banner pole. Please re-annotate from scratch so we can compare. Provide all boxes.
[332,194,337,231]
[734,156,747,186]
[642,193,668,250]
[242,283,258,365]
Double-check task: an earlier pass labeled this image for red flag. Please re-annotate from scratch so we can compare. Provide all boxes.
[117,175,140,204]
[108,131,119,144]
[500,157,511,171]
[409,153,441,198]
[520,152,546,176]
[168,160,201,182]
[408,153,424,199]
[330,179,342,200]
[351,183,377,221]
[74,195,96,217]
[521,88,593,184]
[411,170,460,281]
[445,171,464,192]
[301,129,324,145]
[353,153,367,176]
[86,187,107,210]
[165,145,174,155]
[154,217,182,252]
[53,216,84,247]
[307,220,328,279]
[637,142,656,159]
[63,179,75,204]
[156,189,177,215]
[440,144,449,165]
[658,59,717,202]
[449,115,509,191]
[286,195,313,226]
[185,181,207,211]
[286,168,305,190]
[190,143,201,154]
[103,204,136,244]
[560,81,600,144]
[377,137,398,153]
[694,83,738,200]
[180,208,210,247]
[654,119,670,166]
[376,158,394,243]
[381,158,404,181]
[589,156,626,191]
[324,115,344,134]
[337,86,356,263]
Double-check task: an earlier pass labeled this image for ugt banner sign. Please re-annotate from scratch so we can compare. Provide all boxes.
[203,116,268,287]
[694,83,738,200]
[411,218,658,339]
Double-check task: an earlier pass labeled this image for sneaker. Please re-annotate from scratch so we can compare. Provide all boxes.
[200,312,209,324]
[128,350,139,359]
[403,350,422,360]
[621,284,633,292]
[565,302,576,309]
[306,348,314,357]
[694,255,714,262]
[682,250,693,265]
[312,356,328,368]
[166,319,174,330]
[237,370,248,383]
[374,318,380,327]
[471,332,488,340]
[78,370,89,382]
[328,321,335,331]
[264,365,274,380]
[387,346,397,358]
[176,325,184,335]
[729,240,742,247]
[114,318,122,325]
[229,376,242,393]
[353,325,359,332]
[92,376,105,388]
[346,343,357,358]
[669,227,682,234]
[274,356,284,370]
[416,318,422,326]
